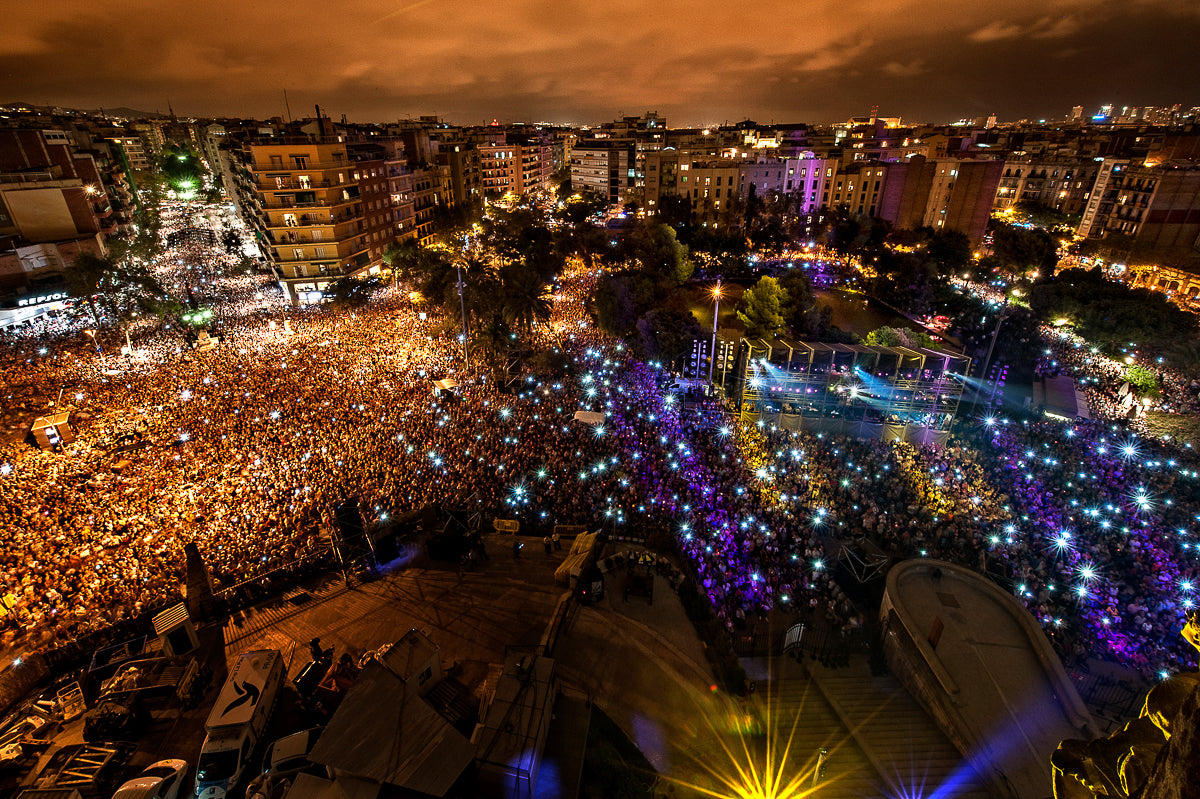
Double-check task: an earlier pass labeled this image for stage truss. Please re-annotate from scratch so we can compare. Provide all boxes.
[735,340,971,441]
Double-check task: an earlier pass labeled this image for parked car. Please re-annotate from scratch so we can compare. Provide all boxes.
[245,727,325,799]
[262,726,324,778]
[111,758,189,799]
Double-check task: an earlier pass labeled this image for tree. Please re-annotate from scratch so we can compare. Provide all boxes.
[1012,201,1077,230]
[654,195,693,233]
[925,230,973,276]
[777,270,815,319]
[327,275,381,309]
[557,191,609,266]
[626,222,694,284]
[736,276,787,339]
[826,206,863,254]
[1124,365,1161,398]
[471,311,514,384]
[594,274,642,335]
[863,326,938,349]
[863,326,903,347]
[159,144,205,197]
[66,252,172,328]
[1029,266,1200,353]
[991,222,1056,274]
[636,307,703,366]
[688,227,749,276]
[499,267,554,334]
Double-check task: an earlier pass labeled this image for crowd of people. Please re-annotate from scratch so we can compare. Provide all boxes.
[3,196,1200,683]
[1036,326,1200,423]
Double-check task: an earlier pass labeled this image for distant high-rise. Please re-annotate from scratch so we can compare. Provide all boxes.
[1070,105,1084,121]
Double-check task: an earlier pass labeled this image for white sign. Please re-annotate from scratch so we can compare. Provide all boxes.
[18,292,68,307]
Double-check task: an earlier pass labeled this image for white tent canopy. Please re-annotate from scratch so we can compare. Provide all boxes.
[432,379,459,391]
[573,411,605,425]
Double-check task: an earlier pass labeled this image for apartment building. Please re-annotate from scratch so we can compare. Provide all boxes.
[1078,160,1200,252]
[111,135,151,172]
[877,156,1003,245]
[387,161,450,245]
[994,157,1102,215]
[569,138,637,204]
[781,156,838,214]
[819,163,887,218]
[245,138,390,303]
[476,139,553,197]
[0,129,114,323]
[0,129,115,243]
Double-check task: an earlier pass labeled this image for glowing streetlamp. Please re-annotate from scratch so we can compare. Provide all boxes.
[708,278,723,386]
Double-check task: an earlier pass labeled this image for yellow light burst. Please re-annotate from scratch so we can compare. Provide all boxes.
[660,663,891,799]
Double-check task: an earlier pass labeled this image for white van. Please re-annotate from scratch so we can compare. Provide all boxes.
[195,650,284,799]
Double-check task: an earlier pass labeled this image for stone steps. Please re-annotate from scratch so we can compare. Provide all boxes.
[806,658,995,799]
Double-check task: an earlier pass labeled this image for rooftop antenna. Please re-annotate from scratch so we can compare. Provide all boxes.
[283,89,293,122]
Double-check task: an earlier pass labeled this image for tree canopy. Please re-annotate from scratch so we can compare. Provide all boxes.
[66,251,173,327]
[1029,266,1200,353]
[736,276,788,340]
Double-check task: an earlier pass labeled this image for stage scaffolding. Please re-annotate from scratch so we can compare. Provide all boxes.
[734,339,972,444]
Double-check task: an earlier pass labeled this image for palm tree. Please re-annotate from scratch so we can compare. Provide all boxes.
[500,267,554,334]
[470,311,513,385]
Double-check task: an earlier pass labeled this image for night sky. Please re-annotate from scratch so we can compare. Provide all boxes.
[2,0,1197,125]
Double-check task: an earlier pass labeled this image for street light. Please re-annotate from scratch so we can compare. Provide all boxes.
[456,235,473,371]
[83,329,106,367]
[708,278,723,387]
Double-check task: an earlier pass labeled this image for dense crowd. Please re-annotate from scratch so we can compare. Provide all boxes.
[2,198,1200,682]
[1036,327,1200,423]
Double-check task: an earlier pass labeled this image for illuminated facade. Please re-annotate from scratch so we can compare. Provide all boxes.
[244,138,395,303]
[569,138,636,204]
[994,156,1102,216]
[478,140,553,196]
[733,339,971,443]
[1077,161,1200,252]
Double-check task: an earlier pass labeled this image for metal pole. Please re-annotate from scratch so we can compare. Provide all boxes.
[971,301,1007,416]
[457,263,469,370]
[708,278,721,385]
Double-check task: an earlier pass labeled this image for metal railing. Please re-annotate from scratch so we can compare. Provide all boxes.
[1067,670,1146,727]
[255,178,339,190]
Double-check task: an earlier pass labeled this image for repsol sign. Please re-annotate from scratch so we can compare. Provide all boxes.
[17,292,68,307]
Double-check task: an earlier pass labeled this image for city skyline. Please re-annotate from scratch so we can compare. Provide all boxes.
[1,0,1198,125]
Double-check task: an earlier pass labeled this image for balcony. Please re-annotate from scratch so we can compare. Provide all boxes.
[254,177,339,191]
[274,248,353,264]
[268,232,329,245]
[266,225,359,245]
[251,159,352,172]
[268,210,358,227]
[262,196,358,210]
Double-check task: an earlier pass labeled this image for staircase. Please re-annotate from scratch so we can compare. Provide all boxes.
[744,659,887,799]
[804,657,995,799]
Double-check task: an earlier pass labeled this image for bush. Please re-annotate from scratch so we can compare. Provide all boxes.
[1124,364,1161,398]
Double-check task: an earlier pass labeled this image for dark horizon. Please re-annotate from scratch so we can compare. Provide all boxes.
[1,0,1198,127]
